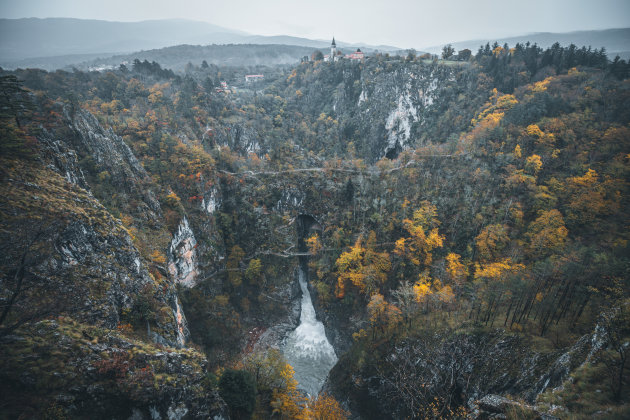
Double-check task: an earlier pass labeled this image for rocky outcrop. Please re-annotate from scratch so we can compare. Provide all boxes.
[325,324,609,420]
[209,122,263,155]
[38,128,90,190]
[63,107,162,218]
[167,217,199,288]
[0,147,220,417]
[201,186,221,214]
[0,318,228,419]
[65,108,147,184]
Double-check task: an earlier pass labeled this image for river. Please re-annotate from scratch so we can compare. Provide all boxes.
[283,266,337,396]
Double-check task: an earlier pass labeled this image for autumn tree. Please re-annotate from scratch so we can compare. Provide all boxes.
[271,363,308,419]
[474,224,510,261]
[445,253,468,296]
[394,202,444,267]
[526,209,568,257]
[473,259,525,325]
[564,169,607,226]
[309,393,350,419]
[367,292,402,338]
[306,234,322,255]
[335,232,391,298]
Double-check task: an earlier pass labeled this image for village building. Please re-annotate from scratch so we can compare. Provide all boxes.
[323,37,365,62]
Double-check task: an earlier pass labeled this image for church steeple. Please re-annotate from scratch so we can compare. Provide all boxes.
[331,37,336,47]
[330,37,337,61]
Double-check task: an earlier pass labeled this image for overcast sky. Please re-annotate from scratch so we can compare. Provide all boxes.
[1,0,629,48]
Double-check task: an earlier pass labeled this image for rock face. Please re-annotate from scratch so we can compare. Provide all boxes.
[0,319,228,420]
[0,104,223,416]
[63,107,162,218]
[210,122,263,155]
[324,324,610,420]
[167,217,199,288]
[38,128,90,190]
[66,108,147,184]
[201,187,221,214]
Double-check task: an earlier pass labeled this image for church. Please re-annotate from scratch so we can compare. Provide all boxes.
[323,37,365,62]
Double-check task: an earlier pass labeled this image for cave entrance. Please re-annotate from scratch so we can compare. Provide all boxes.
[385,142,402,160]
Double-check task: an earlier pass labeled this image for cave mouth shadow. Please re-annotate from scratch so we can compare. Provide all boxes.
[296,214,322,269]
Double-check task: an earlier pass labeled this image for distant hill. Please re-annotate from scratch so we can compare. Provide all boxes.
[0,18,249,61]
[422,28,630,59]
[0,18,399,70]
[77,44,319,71]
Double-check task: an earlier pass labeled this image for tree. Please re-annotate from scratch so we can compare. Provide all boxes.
[458,48,472,61]
[392,280,419,327]
[526,209,568,257]
[310,393,350,419]
[306,234,322,255]
[475,224,510,261]
[227,245,245,287]
[312,50,324,61]
[219,369,257,420]
[335,237,365,298]
[445,253,468,295]
[367,292,402,338]
[0,221,67,338]
[245,258,263,284]
[336,233,391,298]
[525,154,543,175]
[271,363,307,419]
[395,202,444,267]
[442,44,455,60]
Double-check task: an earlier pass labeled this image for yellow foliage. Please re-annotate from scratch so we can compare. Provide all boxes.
[513,144,522,158]
[271,363,308,419]
[474,258,525,282]
[446,253,468,286]
[367,292,402,333]
[396,202,444,267]
[306,234,322,255]
[525,154,543,175]
[531,77,552,93]
[435,283,455,304]
[150,250,166,265]
[566,168,607,224]
[309,393,350,420]
[413,274,432,303]
[475,224,510,261]
[336,235,390,297]
[527,209,568,256]
[526,124,544,138]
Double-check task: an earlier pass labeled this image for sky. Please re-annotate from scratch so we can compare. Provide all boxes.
[1,0,629,49]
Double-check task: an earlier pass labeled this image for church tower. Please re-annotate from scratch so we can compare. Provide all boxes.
[331,37,337,62]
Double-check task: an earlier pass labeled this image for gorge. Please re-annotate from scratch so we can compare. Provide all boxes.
[0,38,629,419]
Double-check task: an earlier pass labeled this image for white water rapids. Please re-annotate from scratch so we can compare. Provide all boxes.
[283,267,337,396]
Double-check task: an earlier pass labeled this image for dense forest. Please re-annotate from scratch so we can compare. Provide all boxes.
[1,40,629,419]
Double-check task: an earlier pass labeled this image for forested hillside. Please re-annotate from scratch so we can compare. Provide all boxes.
[1,41,629,419]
